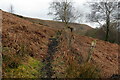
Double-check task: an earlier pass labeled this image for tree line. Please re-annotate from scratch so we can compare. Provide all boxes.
[48,0,119,43]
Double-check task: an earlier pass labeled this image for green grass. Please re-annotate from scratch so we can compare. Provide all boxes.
[4,56,43,78]
[2,44,44,78]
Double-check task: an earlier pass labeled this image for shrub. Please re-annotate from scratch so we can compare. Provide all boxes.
[65,61,100,78]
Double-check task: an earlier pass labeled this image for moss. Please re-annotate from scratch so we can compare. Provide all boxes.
[4,57,43,78]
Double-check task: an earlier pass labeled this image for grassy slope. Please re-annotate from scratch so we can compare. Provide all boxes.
[2,10,119,78]
[21,17,93,36]
[2,11,57,78]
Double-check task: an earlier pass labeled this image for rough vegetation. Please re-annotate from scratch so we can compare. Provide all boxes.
[86,23,119,44]
[23,17,92,36]
[4,56,42,78]
[1,10,119,78]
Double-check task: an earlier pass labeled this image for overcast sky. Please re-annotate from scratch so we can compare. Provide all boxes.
[0,0,100,28]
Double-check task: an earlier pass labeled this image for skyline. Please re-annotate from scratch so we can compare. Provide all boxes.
[0,0,108,28]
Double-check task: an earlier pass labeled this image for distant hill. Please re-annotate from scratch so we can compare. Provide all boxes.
[13,15,93,36]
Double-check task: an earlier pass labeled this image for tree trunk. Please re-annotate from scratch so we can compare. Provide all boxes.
[105,15,110,41]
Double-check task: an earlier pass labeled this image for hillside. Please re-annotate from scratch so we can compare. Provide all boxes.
[1,10,119,78]
[14,15,93,36]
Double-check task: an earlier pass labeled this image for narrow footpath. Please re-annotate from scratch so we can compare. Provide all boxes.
[41,35,59,78]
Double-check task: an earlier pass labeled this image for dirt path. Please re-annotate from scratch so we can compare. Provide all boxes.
[41,35,59,78]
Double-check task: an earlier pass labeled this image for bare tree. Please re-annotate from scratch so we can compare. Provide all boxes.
[87,1,118,41]
[9,4,14,13]
[48,0,81,49]
[48,0,81,25]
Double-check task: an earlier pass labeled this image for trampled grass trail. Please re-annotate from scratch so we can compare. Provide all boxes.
[41,33,60,78]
